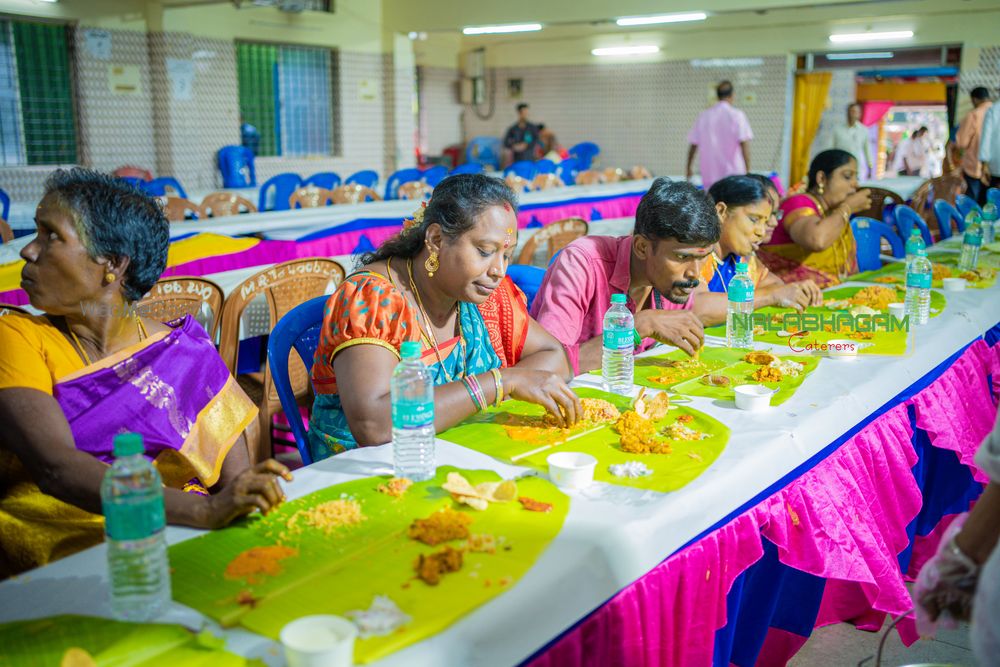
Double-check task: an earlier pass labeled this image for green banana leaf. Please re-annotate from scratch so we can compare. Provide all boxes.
[169,468,567,664]
[438,387,729,493]
[852,258,997,289]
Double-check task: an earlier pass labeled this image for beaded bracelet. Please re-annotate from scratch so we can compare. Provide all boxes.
[490,368,504,408]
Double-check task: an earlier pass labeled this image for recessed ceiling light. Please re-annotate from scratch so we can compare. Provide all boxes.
[462,23,542,35]
[616,12,707,26]
[591,45,660,57]
[829,30,913,44]
[825,51,894,60]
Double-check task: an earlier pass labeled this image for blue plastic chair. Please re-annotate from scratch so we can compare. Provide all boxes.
[449,163,483,176]
[141,177,188,199]
[504,160,537,180]
[988,188,1000,208]
[534,159,557,175]
[120,176,145,188]
[956,194,983,220]
[851,217,903,272]
[345,170,379,189]
[933,200,966,241]
[0,187,10,222]
[893,205,933,246]
[555,158,580,186]
[465,137,502,170]
[218,145,256,188]
[258,173,303,212]
[384,167,423,200]
[506,264,545,311]
[568,142,600,170]
[422,165,449,187]
[267,295,327,465]
[304,172,342,190]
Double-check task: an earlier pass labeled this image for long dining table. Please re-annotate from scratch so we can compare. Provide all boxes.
[1,237,998,665]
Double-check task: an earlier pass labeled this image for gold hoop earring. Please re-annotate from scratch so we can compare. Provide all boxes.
[424,251,439,278]
[105,272,117,284]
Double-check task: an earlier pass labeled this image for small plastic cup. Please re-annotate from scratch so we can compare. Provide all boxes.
[547,452,597,489]
[733,384,775,411]
[888,303,905,321]
[280,615,357,667]
[942,277,966,292]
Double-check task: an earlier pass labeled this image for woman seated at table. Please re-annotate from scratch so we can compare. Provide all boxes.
[756,150,872,288]
[0,168,291,577]
[692,175,823,325]
[745,173,781,244]
[309,174,580,460]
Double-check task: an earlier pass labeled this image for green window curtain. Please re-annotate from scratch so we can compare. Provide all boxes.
[12,21,76,165]
[236,42,279,157]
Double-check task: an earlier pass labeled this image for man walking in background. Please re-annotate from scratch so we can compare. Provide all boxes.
[978,85,1000,191]
[686,80,754,189]
[503,103,542,165]
[954,87,992,204]
[832,103,873,179]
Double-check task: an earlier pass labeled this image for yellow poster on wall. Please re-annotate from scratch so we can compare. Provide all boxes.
[108,64,141,95]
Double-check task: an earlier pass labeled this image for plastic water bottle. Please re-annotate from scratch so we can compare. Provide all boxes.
[391,341,436,481]
[904,228,925,264]
[958,211,983,272]
[983,203,998,245]
[726,262,755,348]
[904,248,932,326]
[602,293,634,395]
[101,433,171,621]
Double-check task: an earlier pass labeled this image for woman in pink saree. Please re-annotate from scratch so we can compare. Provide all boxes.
[0,169,291,577]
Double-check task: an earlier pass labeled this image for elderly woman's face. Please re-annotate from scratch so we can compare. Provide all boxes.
[20,194,109,315]
[435,205,518,305]
[720,197,771,258]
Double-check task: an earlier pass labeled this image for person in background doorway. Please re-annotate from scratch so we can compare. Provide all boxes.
[893,126,931,177]
[832,103,873,180]
[979,85,1000,190]
[955,86,993,206]
[503,103,542,165]
[686,80,754,189]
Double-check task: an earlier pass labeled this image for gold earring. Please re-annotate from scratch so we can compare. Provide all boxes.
[818,183,825,195]
[105,272,117,284]
[424,251,439,278]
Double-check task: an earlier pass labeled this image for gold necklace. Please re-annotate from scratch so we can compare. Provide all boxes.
[406,258,466,382]
[68,312,147,367]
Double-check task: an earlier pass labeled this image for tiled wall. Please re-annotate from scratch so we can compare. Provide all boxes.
[811,69,859,161]
[459,57,791,178]
[418,66,463,157]
[958,45,1000,108]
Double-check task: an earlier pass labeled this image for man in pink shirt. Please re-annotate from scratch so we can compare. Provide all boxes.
[686,81,754,189]
[530,179,719,374]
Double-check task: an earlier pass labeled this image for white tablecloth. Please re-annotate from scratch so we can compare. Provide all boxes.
[2,267,997,665]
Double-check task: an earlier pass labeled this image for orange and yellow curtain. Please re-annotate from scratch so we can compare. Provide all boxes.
[789,72,833,187]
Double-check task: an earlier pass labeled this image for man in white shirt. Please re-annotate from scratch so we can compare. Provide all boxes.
[832,103,873,178]
[979,85,1000,190]
[893,127,931,176]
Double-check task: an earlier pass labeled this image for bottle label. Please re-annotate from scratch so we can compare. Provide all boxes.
[963,232,982,247]
[906,272,931,289]
[603,328,633,350]
[103,496,166,541]
[393,401,434,429]
[727,282,754,304]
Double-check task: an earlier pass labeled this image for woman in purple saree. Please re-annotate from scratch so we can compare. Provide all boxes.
[0,169,292,577]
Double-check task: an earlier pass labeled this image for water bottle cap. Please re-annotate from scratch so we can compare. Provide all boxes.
[113,433,144,457]
[400,341,421,359]
[965,211,982,224]
[611,293,627,304]
[735,261,749,273]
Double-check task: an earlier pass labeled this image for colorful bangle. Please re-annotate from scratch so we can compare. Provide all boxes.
[463,377,482,411]
[490,368,504,407]
[633,328,642,347]
[464,375,487,412]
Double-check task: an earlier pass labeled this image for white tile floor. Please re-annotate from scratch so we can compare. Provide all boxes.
[791,618,977,667]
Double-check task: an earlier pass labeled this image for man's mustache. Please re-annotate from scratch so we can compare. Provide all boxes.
[672,279,700,289]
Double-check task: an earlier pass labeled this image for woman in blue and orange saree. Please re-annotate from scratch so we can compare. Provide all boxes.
[0,169,292,577]
[308,174,580,461]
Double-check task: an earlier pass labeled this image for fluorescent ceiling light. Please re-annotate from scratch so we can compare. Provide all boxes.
[829,30,913,44]
[592,45,660,57]
[463,23,542,35]
[825,51,894,60]
[691,57,763,68]
[616,12,706,26]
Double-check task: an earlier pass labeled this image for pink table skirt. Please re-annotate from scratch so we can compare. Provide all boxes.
[527,340,999,667]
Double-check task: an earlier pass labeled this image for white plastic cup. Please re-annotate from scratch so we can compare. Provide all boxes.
[942,277,966,292]
[547,452,597,489]
[733,384,775,411]
[280,615,358,667]
[888,302,905,321]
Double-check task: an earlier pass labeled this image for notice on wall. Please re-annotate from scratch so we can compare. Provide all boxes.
[108,64,141,95]
[83,29,112,60]
[166,58,195,101]
[358,78,379,102]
